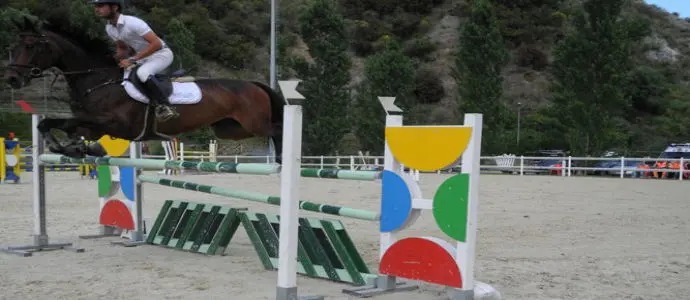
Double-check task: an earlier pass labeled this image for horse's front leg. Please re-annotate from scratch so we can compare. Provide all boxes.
[62,120,110,158]
[36,118,73,155]
[36,118,104,158]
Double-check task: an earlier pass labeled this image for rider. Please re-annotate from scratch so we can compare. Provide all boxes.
[91,0,179,122]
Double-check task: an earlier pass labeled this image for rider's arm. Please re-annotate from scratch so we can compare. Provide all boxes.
[114,41,130,59]
[128,18,163,62]
[131,31,163,61]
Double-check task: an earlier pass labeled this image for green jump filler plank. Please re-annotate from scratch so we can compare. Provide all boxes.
[241,212,376,286]
[146,200,246,255]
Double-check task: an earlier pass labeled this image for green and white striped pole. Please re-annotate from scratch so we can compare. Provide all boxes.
[39,154,381,180]
[138,175,379,222]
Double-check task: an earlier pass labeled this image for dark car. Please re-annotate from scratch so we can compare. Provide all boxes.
[523,150,568,175]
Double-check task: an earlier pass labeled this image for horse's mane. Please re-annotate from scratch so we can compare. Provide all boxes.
[41,14,116,65]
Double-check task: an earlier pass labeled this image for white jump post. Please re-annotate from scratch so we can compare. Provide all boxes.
[275,80,324,300]
[0,114,85,257]
[342,97,500,300]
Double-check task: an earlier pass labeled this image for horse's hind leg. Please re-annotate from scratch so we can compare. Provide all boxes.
[210,118,255,140]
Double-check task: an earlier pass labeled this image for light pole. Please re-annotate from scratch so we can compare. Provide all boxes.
[269,0,277,89]
[517,102,522,147]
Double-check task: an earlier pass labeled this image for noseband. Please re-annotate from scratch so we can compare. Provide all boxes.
[7,33,52,79]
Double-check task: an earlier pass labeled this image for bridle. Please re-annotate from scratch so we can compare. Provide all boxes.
[7,33,49,79]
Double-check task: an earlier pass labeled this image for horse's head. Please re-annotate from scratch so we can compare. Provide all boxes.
[5,17,61,89]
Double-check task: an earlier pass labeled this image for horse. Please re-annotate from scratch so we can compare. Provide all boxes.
[4,17,285,163]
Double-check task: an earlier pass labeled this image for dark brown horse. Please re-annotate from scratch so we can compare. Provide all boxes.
[4,17,284,162]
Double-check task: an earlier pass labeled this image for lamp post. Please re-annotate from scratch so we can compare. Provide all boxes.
[517,102,522,147]
[269,0,277,89]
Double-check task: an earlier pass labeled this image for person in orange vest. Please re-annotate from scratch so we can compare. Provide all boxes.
[635,163,650,178]
[653,161,667,178]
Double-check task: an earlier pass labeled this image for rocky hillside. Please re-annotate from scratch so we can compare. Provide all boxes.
[1,0,689,155]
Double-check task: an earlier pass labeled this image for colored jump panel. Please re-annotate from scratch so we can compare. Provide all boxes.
[384,126,472,172]
[379,237,463,288]
[120,166,136,202]
[97,166,113,197]
[432,173,471,242]
[98,135,130,157]
[100,199,135,230]
[380,170,412,232]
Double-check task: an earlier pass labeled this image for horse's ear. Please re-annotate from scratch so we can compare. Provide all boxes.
[23,16,38,33]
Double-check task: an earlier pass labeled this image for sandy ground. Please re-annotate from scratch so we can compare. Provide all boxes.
[0,171,688,300]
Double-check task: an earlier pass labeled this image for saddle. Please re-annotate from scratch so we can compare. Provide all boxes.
[125,65,188,102]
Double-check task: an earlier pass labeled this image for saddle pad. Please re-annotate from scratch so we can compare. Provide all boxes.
[122,69,202,105]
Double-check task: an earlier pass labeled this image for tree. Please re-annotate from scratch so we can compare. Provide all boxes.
[165,18,201,72]
[290,0,351,155]
[454,0,510,154]
[549,0,650,155]
[353,37,415,154]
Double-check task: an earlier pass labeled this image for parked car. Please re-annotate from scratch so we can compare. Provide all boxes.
[523,149,568,175]
[648,143,690,179]
[592,151,620,175]
[606,158,649,177]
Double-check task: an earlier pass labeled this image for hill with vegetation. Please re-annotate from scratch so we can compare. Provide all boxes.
[0,0,689,157]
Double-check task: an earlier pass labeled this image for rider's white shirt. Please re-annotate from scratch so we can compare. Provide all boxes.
[105,14,167,53]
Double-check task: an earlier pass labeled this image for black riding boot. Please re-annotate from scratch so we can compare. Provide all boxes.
[144,75,179,122]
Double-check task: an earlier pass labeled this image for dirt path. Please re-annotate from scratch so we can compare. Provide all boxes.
[0,172,687,300]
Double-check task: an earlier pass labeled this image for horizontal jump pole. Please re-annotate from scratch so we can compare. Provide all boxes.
[40,154,281,175]
[138,175,380,222]
[39,154,381,180]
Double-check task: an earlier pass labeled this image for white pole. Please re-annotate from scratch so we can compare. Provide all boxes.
[31,114,46,245]
[269,0,277,89]
[276,105,301,297]
[679,158,684,181]
[129,142,145,243]
[274,81,320,300]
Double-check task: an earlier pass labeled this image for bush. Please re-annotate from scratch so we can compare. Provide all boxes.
[403,37,437,61]
[414,68,445,104]
[388,9,420,38]
[516,45,549,70]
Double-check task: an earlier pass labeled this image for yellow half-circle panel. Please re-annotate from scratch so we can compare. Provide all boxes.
[98,135,131,157]
[385,126,472,172]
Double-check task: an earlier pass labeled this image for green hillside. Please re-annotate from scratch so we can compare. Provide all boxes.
[0,0,688,156]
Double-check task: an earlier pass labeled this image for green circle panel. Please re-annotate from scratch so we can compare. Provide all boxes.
[97,165,112,197]
[432,173,470,242]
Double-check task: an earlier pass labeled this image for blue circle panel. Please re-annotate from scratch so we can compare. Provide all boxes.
[380,170,412,232]
[119,166,136,201]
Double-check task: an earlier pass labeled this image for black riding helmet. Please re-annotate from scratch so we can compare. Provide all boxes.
[90,0,124,8]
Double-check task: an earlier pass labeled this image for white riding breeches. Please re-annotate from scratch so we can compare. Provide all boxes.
[135,47,174,82]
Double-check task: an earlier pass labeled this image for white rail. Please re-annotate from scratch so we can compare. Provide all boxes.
[135,153,688,181]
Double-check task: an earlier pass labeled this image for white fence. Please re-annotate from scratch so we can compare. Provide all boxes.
[138,153,689,181]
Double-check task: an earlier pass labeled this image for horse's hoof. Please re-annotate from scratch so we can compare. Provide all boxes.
[86,143,107,157]
[63,146,87,158]
[48,146,62,154]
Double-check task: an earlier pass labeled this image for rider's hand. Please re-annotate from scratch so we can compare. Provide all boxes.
[119,59,133,68]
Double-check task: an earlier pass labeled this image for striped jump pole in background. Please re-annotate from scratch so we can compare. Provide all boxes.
[137,175,380,221]
[39,154,381,181]
[40,154,281,175]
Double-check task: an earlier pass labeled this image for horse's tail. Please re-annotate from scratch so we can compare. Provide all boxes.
[251,81,285,128]
[252,81,285,163]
